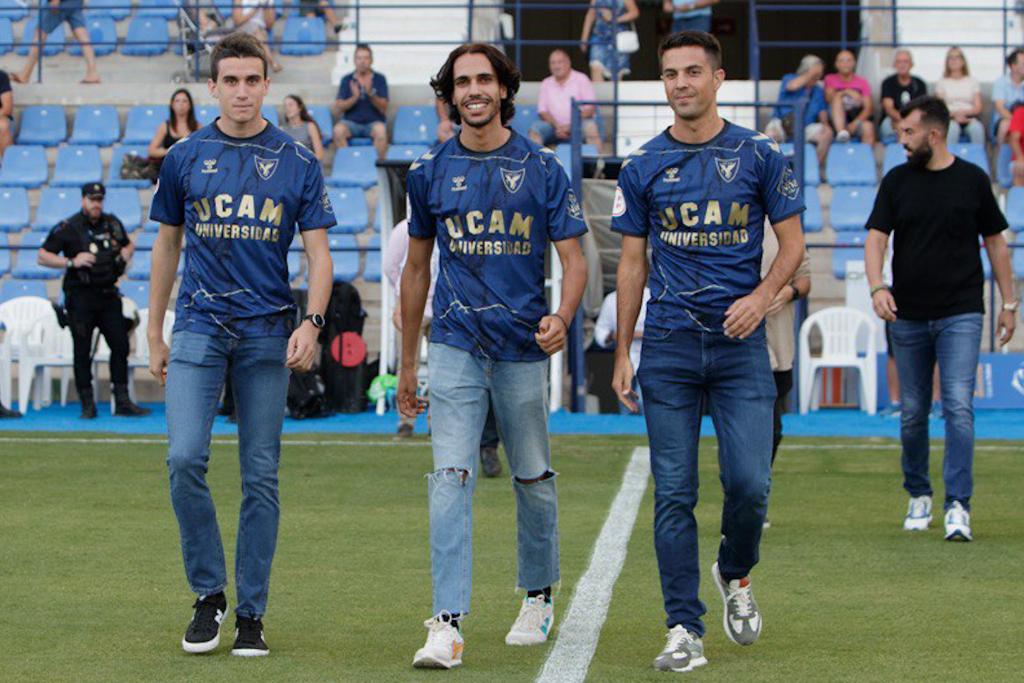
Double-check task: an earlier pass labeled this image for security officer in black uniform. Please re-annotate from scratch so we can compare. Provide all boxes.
[37,182,150,419]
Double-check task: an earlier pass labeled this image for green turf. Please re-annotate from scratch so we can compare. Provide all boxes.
[0,433,1021,682]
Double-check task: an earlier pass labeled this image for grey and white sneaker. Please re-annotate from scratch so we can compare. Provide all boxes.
[711,562,761,646]
[944,501,972,542]
[903,495,932,531]
[653,625,707,673]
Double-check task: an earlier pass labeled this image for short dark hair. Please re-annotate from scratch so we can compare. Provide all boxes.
[355,43,372,55]
[210,31,268,81]
[900,95,950,134]
[430,43,520,126]
[1007,48,1024,67]
[658,30,723,70]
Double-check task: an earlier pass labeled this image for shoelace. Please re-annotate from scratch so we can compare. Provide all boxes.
[191,598,222,629]
[664,627,696,654]
[424,611,457,646]
[910,499,928,518]
[514,599,547,631]
[728,584,754,618]
[236,618,263,643]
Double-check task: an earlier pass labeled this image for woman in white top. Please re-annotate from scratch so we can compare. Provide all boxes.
[935,46,984,145]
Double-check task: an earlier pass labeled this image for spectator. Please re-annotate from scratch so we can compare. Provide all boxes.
[435,97,457,143]
[298,0,341,36]
[332,44,389,158]
[0,69,12,156]
[232,0,283,72]
[765,54,833,164]
[824,49,876,144]
[282,94,325,160]
[663,0,719,33]
[879,50,927,142]
[1007,102,1024,185]
[580,0,640,83]
[991,48,1024,144]
[147,89,201,173]
[11,0,100,84]
[935,47,984,146]
[529,48,603,152]
[594,287,650,413]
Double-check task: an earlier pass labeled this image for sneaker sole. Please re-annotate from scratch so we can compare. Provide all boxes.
[903,516,932,531]
[231,647,270,657]
[505,633,549,646]
[944,528,972,542]
[711,562,759,647]
[182,633,219,654]
[654,655,708,673]
[413,654,461,669]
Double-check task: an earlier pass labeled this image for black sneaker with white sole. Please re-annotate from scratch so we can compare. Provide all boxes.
[182,592,227,654]
[232,616,270,657]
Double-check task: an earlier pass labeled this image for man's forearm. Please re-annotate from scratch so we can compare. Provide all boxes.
[553,241,587,324]
[37,250,69,269]
[864,229,889,290]
[371,95,388,115]
[756,218,804,301]
[615,245,647,353]
[985,236,1016,303]
[399,264,430,369]
[304,247,333,317]
[148,226,183,335]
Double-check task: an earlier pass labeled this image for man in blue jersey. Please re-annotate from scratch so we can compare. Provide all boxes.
[611,31,805,672]
[147,32,335,658]
[396,43,588,670]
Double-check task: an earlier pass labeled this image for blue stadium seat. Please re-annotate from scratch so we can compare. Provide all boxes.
[287,252,302,280]
[554,143,598,179]
[12,233,59,279]
[69,15,117,56]
[261,105,279,127]
[105,187,142,231]
[52,145,103,186]
[142,220,161,233]
[0,146,48,188]
[132,231,158,249]
[327,147,377,188]
[1006,187,1024,232]
[17,105,67,146]
[122,16,168,56]
[0,17,14,56]
[328,235,360,282]
[289,234,304,251]
[366,234,380,249]
[106,145,152,188]
[18,17,65,56]
[196,105,218,126]
[280,15,325,55]
[826,143,876,186]
[120,281,150,309]
[137,0,179,19]
[1013,247,1024,279]
[830,186,877,232]
[327,188,369,233]
[0,0,26,21]
[33,187,81,231]
[362,254,381,282]
[980,249,992,279]
[0,188,30,232]
[70,105,120,146]
[88,0,131,20]
[392,106,439,145]
[385,144,430,162]
[779,142,819,186]
[951,143,990,177]
[127,251,151,280]
[123,106,163,144]
[0,239,8,275]
[803,187,823,233]
[509,105,539,138]
[997,144,1013,189]
[831,235,865,280]
[881,143,906,176]
[308,105,332,141]
[0,279,47,301]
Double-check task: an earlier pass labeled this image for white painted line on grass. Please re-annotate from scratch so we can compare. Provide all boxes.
[536,446,650,683]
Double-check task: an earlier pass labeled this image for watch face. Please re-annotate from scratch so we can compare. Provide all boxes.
[309,313,325,328]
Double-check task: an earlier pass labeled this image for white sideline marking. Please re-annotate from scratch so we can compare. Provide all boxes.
[536,446,650,683]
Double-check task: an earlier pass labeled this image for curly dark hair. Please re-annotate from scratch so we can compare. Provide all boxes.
[430,43,520,126]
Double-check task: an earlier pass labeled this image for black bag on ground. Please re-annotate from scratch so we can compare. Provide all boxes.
[321,281,369,413]
[286,370,331,419]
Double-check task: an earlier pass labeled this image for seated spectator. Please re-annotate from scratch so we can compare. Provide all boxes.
[332,44,389,158]
[0,70,12,156]
[283,94,325,161]
[594,287,650,413]
[992,48,1024,144]
[232,0,282,72]
[298,0,342,35]
[824,49,875,144]
[879,50,927,142]
[147,88,201,172]
[935,46,984,146]
[580,0,639,83]
[529,48,603,153]
[11,0,100,84]
[765,54,833,164]
[1007,103,1024,186]
[435,97,457,143]
[663,0,719,34]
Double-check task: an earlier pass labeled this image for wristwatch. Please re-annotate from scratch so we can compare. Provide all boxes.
[302,313,326,329]
[789,283,800,301]
[1003,300,1020,313]
[66,259,74,269]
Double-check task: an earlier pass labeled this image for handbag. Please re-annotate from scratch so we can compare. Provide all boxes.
[616,23,639,54]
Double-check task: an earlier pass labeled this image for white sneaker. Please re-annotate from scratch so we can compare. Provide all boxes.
[653,625,707,672]
[944,501,972,542]
[505,595,554,646]
[836,129,851,143]
[412,613,464,669]
[903,495,932,531]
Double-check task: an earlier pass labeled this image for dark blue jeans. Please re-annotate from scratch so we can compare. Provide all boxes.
[637,327,775,636]
[889,313,982,511]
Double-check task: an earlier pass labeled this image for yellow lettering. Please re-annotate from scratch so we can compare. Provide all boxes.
[259,198,283,226]
[215,194,232,218]
[509,212,532,240]
[194,198,211,221]
[704,200,722,226]
[488,210,505,235]
[680,202,699,228]
[445,216,464,239]
[699,232,708,247]
[466,210,484,235]
[238,194,256,220]
[660,208,678,231]
[727,202,749,227]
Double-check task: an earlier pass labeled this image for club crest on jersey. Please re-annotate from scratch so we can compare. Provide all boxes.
[202,159,218,174]
[321,187,332,212]
[501,167,526,194]
[568,189,582,219]
[451,175,467,192]
[255,157,279,181]
[663,167,680,183]
[777,166,801,200]
[715,157,740,183]
[612,186,627,217]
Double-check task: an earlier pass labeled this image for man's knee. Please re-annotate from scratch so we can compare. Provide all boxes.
[514,470,555,486]
[333,121,350,140]
[370,122,387,140]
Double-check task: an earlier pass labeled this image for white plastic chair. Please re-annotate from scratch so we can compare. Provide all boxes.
[94,307,175,410]
[798,306,878,415]
[0,296,54,408]
[18,310,74,414]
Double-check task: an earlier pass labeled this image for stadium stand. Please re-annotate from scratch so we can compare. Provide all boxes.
[831,235,866,280]
[509,105,539,138]
[0,279,47,301]
[0,17,14,56]
[328,188,370,233]
[87,0,131,20]
[70,106,121,146]
[1006,187,1024,232]
[17,105,66,146]
[137,0,179,20]
[0,188,30,233]
[32,188,81,231]
[328,235,360,282]
[826,143,877,186]
[830,186,878,232]
[780,143,820,186]
[51,145,103,187]
[385,144,430,162]
[122,17,169,57]
[106,146,152,189]
[69,16,118,57]
[281,16,326,56]
[123,106,164,145]
[0,0,27,21]
[951,143,990,176]
[0,146,48,188]
[803,188,823,233]
[327,147,377,188]
[12,233,58,279]
[392,106,439,145]
[17,17,64,57]
[106,188,143,231]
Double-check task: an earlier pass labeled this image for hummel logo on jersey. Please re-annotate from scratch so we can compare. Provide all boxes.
[715,157,740,183]
[451,176,467,192]
[663,167,680,183]
[255,157,279,181]
[202,159,218,174]
[501,167,526,194]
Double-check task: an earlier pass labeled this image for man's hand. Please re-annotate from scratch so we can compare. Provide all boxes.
[724,291,770,339]
[998,309,1017,346]
[612,352,639,413]
[535,314,568,355]
[397,366,423,419]
[953,111,969,125]
[871,288,898,321]
[149,337,169,386]
[350,79,361,98]
[285,321,319,372]
[765,285,795,316]
[555,123,571,139]
[72,252,96,268]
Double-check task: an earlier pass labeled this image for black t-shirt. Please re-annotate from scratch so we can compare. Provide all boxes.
[0,71,10,97]
[42,211,130,289]
[866,158,1007,320]
[880,75,927,122]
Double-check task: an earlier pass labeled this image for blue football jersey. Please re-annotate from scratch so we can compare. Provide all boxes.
[407,130,587,361]
[150,121,336,338]
[611,122,804,334]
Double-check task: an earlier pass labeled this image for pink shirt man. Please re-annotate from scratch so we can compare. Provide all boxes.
[823,73,872,106]
[538,69,597,128]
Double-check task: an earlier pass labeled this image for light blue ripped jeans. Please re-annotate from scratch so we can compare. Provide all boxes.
[426,342,560,617]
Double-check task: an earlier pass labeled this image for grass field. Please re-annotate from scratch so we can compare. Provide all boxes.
[1,432,1021,682]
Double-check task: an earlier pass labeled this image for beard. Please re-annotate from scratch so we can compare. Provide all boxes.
[459,99,499,129]
[906,141,933,169]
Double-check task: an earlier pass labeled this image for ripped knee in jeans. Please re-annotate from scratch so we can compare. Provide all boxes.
[514,470,556,485]
[427,467,471,485]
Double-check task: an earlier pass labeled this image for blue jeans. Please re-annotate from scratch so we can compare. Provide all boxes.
[426,342,559,616]
[166,331,290,618]
[672,13,712,33]
[889,313,982,511]
[637,327,775,636]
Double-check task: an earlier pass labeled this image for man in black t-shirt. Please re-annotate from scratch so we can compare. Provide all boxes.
[865,96,1017,544]
[879,50,927,142]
